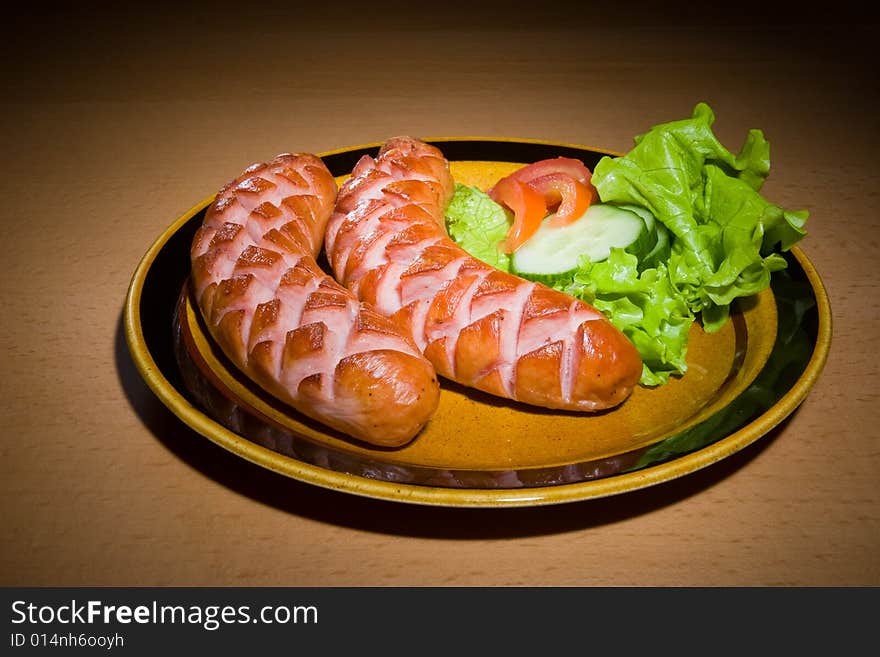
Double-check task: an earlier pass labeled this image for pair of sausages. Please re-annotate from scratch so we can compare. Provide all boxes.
[189,138,642,447]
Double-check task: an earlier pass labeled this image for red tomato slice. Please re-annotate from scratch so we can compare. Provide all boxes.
[499,157,593,187]
[528,173,597,226]
[488,157,600,251]
[489,176,548,253]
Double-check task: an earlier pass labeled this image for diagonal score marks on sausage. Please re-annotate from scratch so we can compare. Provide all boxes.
[325,138,643,411]
[188,152,440,446]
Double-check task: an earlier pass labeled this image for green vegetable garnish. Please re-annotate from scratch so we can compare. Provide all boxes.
[567,249,693,386]
[444,183,512,272]
[443,103,809,386]
[591,102,808,332]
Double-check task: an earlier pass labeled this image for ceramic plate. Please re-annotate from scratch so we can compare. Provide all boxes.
[124,138,831,507]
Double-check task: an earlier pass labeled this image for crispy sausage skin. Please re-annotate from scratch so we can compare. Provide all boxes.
[325,138,643,411]
[190,153,440,447]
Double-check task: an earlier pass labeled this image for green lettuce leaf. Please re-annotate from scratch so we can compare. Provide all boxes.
[591,102,808,330]
[444,183,512,272]
[442,103,808,387]
[565,249,693,386]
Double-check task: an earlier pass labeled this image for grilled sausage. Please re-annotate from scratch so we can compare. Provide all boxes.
[190,152,440,447]
[325,137,642,411]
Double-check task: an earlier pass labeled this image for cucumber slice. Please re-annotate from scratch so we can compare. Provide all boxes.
[599,203,671,270]
[511,204,652,281]
[640,221,671,270]
[617,203,656,233]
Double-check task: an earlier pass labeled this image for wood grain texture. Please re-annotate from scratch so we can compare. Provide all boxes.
[1,2,877,586]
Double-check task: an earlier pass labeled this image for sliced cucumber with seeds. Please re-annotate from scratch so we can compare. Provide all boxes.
[511,204,654,283]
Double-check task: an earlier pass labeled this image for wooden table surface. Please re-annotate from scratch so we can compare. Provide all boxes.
[2,3,877,587]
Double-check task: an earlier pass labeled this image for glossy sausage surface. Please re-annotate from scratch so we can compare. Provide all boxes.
[190,152,440,446]
[325,138,642,411]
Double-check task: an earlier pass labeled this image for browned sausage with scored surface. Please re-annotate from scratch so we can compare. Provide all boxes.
[325,138,642,411]
[190,152,440,446]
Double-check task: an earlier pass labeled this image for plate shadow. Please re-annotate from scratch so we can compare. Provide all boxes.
[116,307,789,539]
